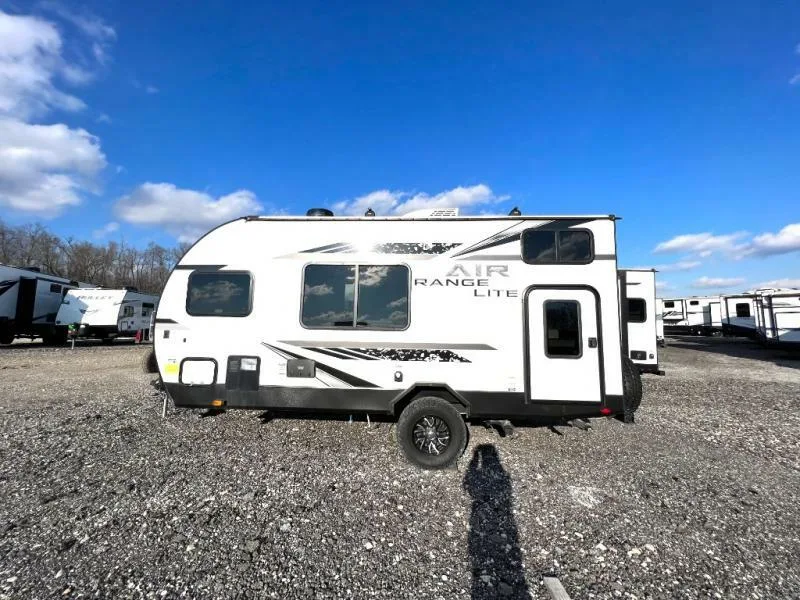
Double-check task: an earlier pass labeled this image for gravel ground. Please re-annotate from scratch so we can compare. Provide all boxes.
[1,337,799,599]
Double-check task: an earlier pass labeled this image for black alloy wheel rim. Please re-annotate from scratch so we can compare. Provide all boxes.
[412,416,451,455]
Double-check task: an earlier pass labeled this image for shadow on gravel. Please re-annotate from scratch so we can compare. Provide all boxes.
[463,444,529,599]
[667,336,800,370]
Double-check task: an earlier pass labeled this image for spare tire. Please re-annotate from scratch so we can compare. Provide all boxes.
[142,348,158,374]
[622,356,643,413]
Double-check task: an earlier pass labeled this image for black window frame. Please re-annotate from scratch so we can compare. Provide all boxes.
[628,298,647,323]
[521,228,594,265]
[543,299,583,359]
[186,270,254,318]
[300,263,411,331]
[735,302,751,318]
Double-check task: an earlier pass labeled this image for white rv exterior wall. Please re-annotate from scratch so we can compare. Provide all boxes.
[57,289,159,335]
[155,216,624,410]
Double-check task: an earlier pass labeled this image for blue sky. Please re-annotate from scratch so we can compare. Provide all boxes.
[1,0,799,295]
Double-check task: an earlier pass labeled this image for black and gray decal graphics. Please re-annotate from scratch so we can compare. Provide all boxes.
[262,342,379,388]
[344,348,470,363]
[0,280,18,297]
[299,242,461,255]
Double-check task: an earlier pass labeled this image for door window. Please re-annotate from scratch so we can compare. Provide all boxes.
[628,298,646,323]
[735,303,750,318]
[544,300,581,357]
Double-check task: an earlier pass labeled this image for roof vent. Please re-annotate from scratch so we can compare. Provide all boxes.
[26,266,41,272]
[123,286,138,292]
[364,208,375,217]
[307,208,334,217]
[508,207,522,216]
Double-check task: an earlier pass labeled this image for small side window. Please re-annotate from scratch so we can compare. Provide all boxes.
[628,298,646,323]
[122,306,134,318]
[689,300,699,306]
[521,230,556,263]
[50,284,62,293]
[522,229,593,263]
[735,303,750,318]
[544,300,581,358]
[557,231,592,262]
[187,272,252,317]
[664,301,675,308]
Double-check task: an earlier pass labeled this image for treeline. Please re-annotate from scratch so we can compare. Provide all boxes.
[0,221,189,294]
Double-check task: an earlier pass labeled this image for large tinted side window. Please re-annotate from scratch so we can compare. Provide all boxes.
[522,230,556,263]
[187,272,252,317]
[736,303,751,318]
[558,231,592,262]
[302,265,355,327]
[357,266,409,329]
[628,298,646,323]
[544,300,581,357]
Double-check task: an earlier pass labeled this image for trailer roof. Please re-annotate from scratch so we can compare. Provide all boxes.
[242,214,618,222]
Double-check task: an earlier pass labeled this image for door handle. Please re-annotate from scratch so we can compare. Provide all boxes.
[588,337,598,348]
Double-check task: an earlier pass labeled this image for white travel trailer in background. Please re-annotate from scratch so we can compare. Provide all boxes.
[619,269,662,374]
[154,209,642,468]
[661,295,721,336]
[656,298,665,347]
[720,293,758,339]
[56,288,159,342]
[0,264,86,345]
[754,289,800,350]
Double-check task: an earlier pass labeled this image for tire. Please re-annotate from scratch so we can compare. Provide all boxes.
[142,349,158,374]
[0,328,14,345]
[622,357,643,413]
[397,396,467,470]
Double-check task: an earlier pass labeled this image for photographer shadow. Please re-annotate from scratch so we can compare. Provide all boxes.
[463,444,530,599]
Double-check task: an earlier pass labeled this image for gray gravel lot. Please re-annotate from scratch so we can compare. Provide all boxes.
[1,337,799,599]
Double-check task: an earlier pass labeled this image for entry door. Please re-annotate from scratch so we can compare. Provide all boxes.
[526,288,601,402]
[15,278,37,326]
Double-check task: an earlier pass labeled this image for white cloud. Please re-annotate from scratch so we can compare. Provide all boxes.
[744,223,800,257]
[114,183,263,241]
[691,276,746,289]
[0,9,86,119]
[755,278,800,289]
[304,283,333,296]
[653,232,748,256]
[332,184,506,216]
[92,221,119,239]
[791,73,800,86]
[145,85,159,94]
[96,113,111,124]
[0,118,106,215]
[655,281,673,291]
[0,9,112,216]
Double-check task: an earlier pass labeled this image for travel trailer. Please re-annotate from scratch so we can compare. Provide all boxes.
[754,289,800,350]
[56,288,159,342]
[720,293,758,339]
[619,269,662,374]
[154,209,642,469]
[0,263,85,344]
[660,295,721,336]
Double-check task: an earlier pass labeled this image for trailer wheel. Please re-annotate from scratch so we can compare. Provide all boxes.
[397,397,467,470]
[0,328,14,345]
[622,357,643,413]
[142,349,158,374]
